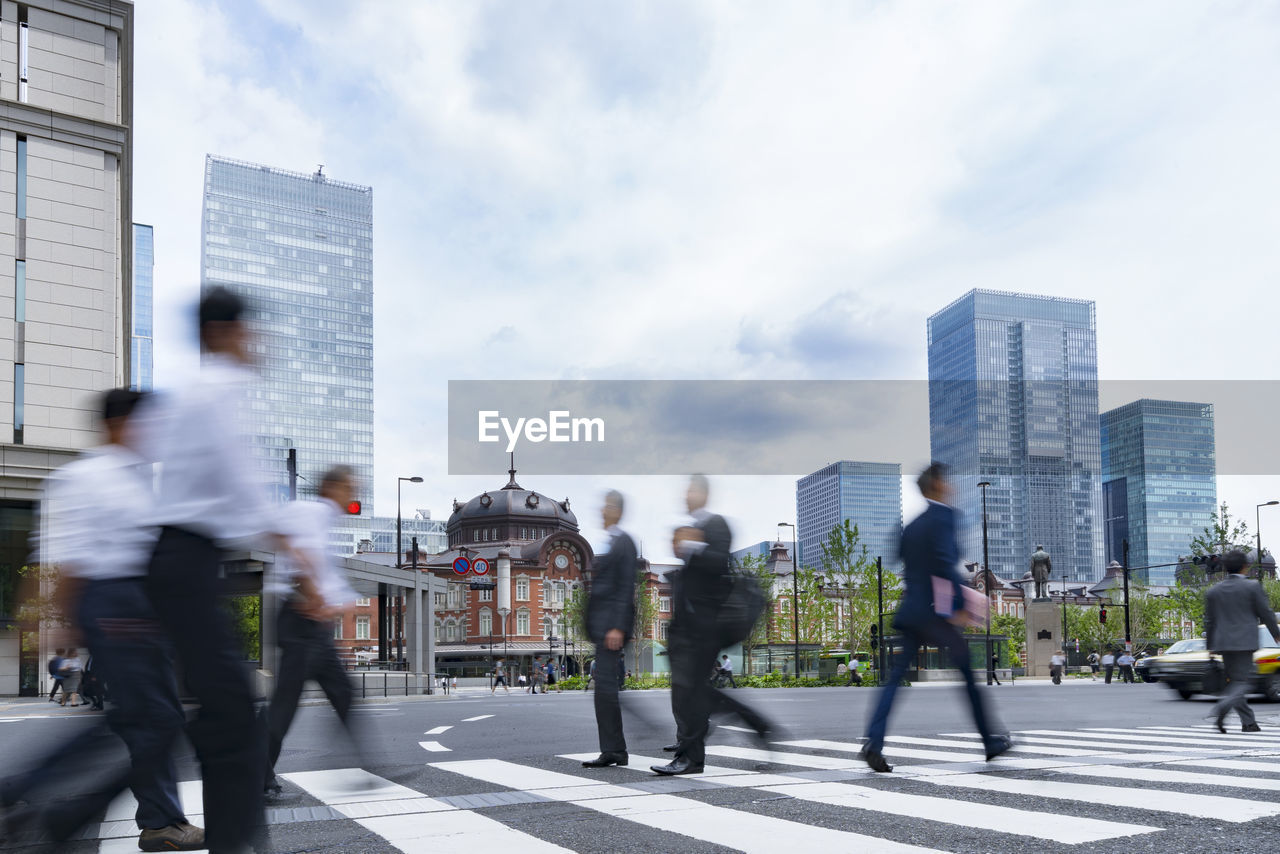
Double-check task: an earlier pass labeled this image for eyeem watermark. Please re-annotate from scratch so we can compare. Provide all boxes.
[478,410,605,453]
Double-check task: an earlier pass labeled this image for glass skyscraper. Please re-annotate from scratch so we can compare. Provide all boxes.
[200,156,374,514]
[796,461,903,572]
[1101,399,1216,586]
[130,223,154,391]
[927,290,1103,582]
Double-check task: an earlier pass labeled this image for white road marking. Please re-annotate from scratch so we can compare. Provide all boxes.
[425,726,453,735]
[462,714,495,722]
[1061,763,1280,791]
[433,759,945,853]
[719,724,758,733]
[913,767,1280,822]
[709,744,868,769]
[285,768,570,852]
[419,741,452,753]
[1081,726,1280,748]
[1166,758,1280,774]
[884,735,1102,758]
[104,779,204,822]
[561,753,1152,844]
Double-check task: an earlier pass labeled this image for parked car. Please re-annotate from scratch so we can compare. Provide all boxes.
[1145,628,1280,701]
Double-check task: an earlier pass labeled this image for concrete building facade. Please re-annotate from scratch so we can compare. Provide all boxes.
[0,0,133,695]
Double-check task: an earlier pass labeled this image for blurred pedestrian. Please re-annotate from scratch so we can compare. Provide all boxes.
[1,388,202,851]
[1087,651,1100,681]
[583,658,595,692]
[1049,650,1065,685]
[1206,550,1280,733]
[989,654,1002,686]
[264,466,364,797]
[136,287,309,852]
[1117,650,1136,684]
[46,649,65,703]
[58,649,84,707]
[493,659,510,695]
[582,491,637,769]
[1101,650,1116,684]
[861,463,1011,773]
[652,476,773,776]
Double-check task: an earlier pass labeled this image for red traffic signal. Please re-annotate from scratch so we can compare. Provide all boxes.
[1099,607,1108,624]
[346,500,362,515]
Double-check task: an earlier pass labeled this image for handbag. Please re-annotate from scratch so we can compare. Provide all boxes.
[932,576,986,627]
[716,569,766,647]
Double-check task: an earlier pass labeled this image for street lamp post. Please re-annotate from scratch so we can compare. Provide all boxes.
[779,522,799,679]
[1258,501,1279,576]
[396,476,424,568]
[1061,571,1069,661]
[392,476,424,667]
[977,481,992,684]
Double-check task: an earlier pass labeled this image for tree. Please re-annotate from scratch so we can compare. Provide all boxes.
[631,568,660,676]
[562,585,591,677]
[818,519,902,667]
[1190,502,1252,557]
[1164,580,1206,640]
[735,553,777,672]
[991,614,1025,662]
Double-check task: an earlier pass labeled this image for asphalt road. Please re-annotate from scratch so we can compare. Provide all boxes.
[4,677,1280,853]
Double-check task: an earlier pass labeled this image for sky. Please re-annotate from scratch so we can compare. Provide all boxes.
[134,1,1280,566]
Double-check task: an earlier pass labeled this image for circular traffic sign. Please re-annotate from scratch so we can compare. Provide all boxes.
[452,557,470,575]
[473,558,490,575]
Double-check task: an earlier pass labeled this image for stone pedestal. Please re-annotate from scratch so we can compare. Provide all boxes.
[1025,599,1060,678]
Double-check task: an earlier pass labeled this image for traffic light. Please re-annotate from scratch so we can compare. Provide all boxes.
[346,500,362,515]
[870,624,880,652]
[1099,607,1108,624]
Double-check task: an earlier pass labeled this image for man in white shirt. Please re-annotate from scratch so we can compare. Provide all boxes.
[138,288,318,853]
[1101,650,1116,684]
[1117,651,1137,684]
[1049,650,1066,685]
[1,389,203,851]
[264,466,363,795]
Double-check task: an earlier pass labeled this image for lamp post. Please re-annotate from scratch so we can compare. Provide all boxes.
[977,481,992,684]
[396,476,424,567]
[1061,571,1069,662]
[778,522,799,679]
[1258,501,1279,576]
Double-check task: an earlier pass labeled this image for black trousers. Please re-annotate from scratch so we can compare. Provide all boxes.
[592,644,627,754]
[266,603,357,786]
[148,527,264,853]
[1120,665,1134,684]
[669,624,766,765]
[1104,665,1114,683]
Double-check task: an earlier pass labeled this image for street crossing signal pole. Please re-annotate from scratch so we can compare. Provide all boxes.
[1122,539,1132,651]
[876,556,883,680]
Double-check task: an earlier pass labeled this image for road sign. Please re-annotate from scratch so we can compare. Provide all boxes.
[469,581,497,591]
[452,557,470,575]
[473,558,490,575]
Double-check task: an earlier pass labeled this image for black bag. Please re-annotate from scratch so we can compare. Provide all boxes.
[716,569,766,647]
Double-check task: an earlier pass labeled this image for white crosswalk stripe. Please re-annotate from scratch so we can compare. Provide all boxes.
[71,723,1280,853]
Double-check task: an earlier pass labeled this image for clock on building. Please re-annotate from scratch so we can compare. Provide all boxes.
[554,553,570,570]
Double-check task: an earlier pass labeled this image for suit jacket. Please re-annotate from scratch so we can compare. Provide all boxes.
[673,512,732,624]
[586,528,638,645]
[892,501,965,633]
[1204,573,1280,652]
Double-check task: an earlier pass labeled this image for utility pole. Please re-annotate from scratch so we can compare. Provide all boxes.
[1122,539,1132,651]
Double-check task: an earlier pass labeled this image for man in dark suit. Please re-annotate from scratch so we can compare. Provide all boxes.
[861,463,1011,773]
[1205,549,1280,733]
[582,491,638,768]
[652,476,770,776]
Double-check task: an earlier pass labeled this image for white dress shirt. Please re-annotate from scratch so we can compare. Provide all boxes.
[138,354,280,547]
[675,508,711,559]
[266,498,357,608]
[40,444,157,580]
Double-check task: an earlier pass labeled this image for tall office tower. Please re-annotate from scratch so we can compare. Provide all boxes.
[1101,399,1217,586]
[0,0,134,695]
[928,290,1103,582]
[796,461,903,571]
[200,155,374,515]
[130,222,152,390]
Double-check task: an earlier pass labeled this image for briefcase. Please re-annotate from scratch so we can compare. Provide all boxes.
[933,576,985,628]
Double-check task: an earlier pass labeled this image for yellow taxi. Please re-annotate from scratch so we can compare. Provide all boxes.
[1146,626,1280,701]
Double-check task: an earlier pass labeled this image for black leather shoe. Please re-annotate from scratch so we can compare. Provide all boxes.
[651,757,703,776]
[582,752,628,768]
[1243,723,1262,733]
[662,743,680,752]
[985,734,1014,761]
[1215,715,1228,734]
[858,747,892,773]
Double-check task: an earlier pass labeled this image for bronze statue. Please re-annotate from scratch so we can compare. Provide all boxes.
[1030,545,1052,599]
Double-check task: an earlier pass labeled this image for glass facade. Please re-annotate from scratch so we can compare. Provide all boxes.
[130,223,154,391]
[200,156,374,513]
[730,540,773,565]
[796,461,902,572]
[1101,399,1216,585]
[928,290,1104,581]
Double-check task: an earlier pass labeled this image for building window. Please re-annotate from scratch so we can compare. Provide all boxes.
[18,22,29,102]
[446,621,457,642]
[659,621,670,641]
[333,619,343,640]
[355,597,370,606]
[521,527,528,539]
[355,615,370,640]
[434,620,442,642]
[479,610,492,636]
[516,577,529,601]
[479,588,492,602]
[516,609,530,635]
[447,585,461,608]
[659,596,671,613]
[13,364,24,445]
[15,137,26,219]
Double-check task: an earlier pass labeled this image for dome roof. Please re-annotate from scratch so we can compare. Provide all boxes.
[446,468,579,532]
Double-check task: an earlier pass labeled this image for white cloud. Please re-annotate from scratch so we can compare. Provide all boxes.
[136,1,1280,565]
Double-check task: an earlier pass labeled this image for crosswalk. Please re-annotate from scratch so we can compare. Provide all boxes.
[85,724,1280,853]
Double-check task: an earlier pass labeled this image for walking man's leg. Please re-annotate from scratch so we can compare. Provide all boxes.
[864,634,920,755]
[265,606,312,790]
[593,645,626,755]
